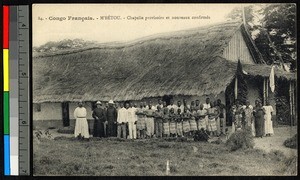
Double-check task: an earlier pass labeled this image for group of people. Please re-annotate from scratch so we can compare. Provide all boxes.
[231,99,274,138]
[73,97,274,140]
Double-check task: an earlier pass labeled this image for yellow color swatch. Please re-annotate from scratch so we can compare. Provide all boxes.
[3,49,9,91]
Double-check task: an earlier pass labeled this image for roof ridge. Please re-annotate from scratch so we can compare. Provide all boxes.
[239,24,266,64]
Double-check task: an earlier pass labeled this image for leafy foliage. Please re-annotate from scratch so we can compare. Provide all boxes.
[226,6,254,25]
[226,4,296,71]
[283,134,297,149]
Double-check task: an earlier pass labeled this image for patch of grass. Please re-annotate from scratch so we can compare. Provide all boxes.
[157,142,174,148]
[268,150,286,162]
[283,156,297,175]
[34,137,295,176]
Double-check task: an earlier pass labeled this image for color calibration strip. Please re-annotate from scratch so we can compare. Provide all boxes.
[3,5,30,176]
[3,5,11,176]
[10,6,19,175]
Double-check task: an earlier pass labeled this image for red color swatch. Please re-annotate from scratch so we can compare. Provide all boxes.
[3,6,9,49]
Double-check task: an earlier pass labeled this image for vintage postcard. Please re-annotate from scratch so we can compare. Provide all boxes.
[32,4,297,176]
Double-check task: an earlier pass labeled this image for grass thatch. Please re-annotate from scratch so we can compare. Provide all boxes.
[33,21,295,103]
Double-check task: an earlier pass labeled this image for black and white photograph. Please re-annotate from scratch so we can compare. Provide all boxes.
[32,3,297,176]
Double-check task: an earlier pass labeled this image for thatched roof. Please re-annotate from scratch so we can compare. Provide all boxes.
[33,21,296,103]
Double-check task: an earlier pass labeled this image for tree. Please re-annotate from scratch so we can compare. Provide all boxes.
[260,4,296,70]
[226,5,254,28]
[226,4,296,71]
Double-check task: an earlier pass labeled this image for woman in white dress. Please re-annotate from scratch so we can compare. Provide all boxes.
[263,101,274,136]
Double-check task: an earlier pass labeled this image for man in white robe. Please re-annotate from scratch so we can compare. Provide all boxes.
[74,101,90,140]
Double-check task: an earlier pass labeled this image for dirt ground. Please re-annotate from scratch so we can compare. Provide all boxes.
[253,126,297,157]
[36,125,298,157]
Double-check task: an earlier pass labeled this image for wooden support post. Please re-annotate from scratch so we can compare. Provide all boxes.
[263,78,266,105]
[265,78,269,105]
[234,76,238,100]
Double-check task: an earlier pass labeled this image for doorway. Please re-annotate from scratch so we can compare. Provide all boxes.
[62,102,70,127]
[162,95,173,106]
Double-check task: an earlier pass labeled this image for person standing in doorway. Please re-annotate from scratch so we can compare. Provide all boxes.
[74,100,89,140]
[92,101,106,138]
[106,100,118,137]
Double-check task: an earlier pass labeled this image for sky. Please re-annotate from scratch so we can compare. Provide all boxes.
[32,4,243,47]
